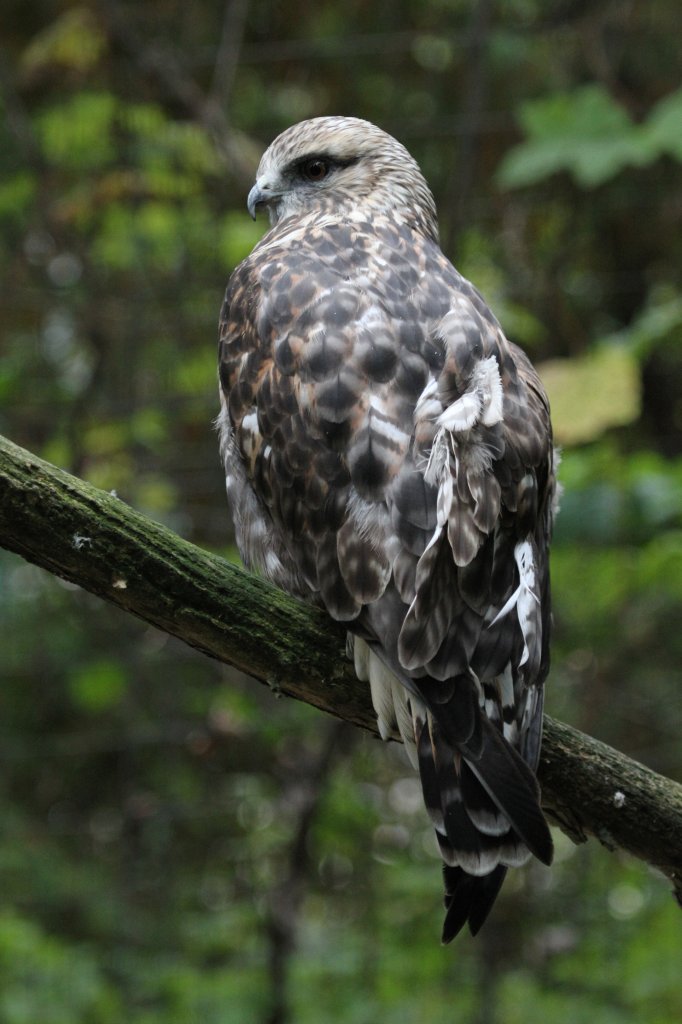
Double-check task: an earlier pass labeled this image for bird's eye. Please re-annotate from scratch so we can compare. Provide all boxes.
[301,158,329,182]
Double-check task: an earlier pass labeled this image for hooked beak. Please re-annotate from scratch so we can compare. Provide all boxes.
[247,182,274,220]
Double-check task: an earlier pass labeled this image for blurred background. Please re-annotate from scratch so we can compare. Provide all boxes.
[1,1,681,1021]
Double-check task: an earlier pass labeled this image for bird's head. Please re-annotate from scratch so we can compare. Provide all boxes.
[247,116,439,242]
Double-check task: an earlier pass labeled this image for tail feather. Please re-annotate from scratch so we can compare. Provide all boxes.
[412,685,553,940]
[414,674,553,865]
[418,674,484,756]
[440,794,511,876]
[459,760,510,836]
[461,718,553,866]
[441,865,508,942]
[417,719,506,875]
[358,634,552,940]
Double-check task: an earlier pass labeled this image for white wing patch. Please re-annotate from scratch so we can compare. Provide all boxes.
[423,355,503,490]
[490,540,541,669]
[415,355,505,573]
[436,356,504,432]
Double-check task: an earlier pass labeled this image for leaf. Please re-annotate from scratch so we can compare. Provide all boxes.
[604,289,682,359]
[537,345,640,445]
[20,7,106,77]
[520,85,632,139]
[640,87,682,161]
[36,92,117,171]
[498,85,660,189]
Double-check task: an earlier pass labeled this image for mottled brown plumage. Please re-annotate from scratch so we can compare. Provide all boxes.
[218,116,557,940]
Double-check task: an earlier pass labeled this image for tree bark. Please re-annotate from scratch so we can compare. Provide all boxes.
[1,432,681,903]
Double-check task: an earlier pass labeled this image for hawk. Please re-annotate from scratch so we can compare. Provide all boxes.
[218,116,556,941]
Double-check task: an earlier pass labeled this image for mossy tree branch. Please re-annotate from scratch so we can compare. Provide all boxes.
[1,432,681,903]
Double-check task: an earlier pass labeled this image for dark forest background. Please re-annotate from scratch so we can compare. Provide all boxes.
[1,1,681,1021]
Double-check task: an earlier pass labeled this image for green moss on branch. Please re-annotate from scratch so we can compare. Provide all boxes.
[1,432,681,903]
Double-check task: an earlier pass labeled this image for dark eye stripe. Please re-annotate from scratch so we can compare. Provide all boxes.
[288,153,359,180]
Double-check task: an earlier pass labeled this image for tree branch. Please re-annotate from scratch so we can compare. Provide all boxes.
[1,432,681,904]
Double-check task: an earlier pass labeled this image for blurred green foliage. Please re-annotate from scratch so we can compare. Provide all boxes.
[1,1,681,1021]
[497,85,682,188]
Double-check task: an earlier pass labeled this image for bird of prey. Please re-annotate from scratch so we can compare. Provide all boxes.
[218,116,557,941]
